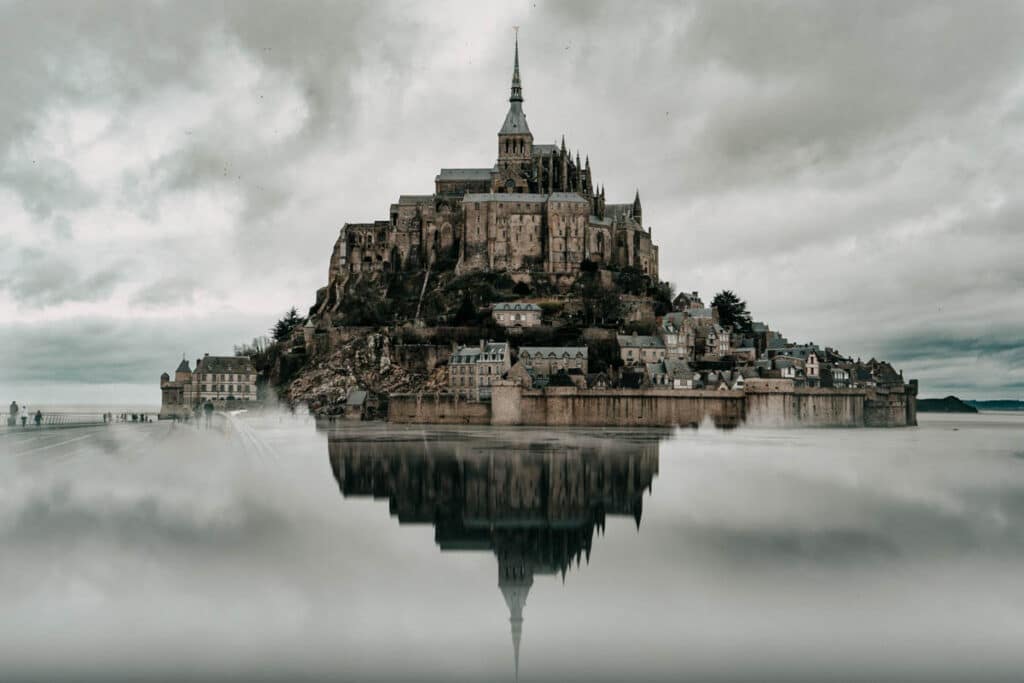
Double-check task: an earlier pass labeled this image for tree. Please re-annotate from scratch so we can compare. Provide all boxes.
[454,294,478,325]
[272,307,306,342]
[512,280,531,296]
[711,290,753,334]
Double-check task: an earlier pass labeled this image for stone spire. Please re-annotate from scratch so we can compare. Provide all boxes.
[633,189,642,224]
[499,551,533,683]
[499,31,530,136]
[510,31,522,103]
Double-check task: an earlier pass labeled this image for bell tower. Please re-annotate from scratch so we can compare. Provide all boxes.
[496,29,533,193]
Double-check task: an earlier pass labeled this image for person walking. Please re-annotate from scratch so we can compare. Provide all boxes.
[203,400,214,428]
[34,410,42,427]
[8,401,17,427]
[20,404,28,427]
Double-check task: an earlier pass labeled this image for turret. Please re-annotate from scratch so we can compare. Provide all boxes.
[632,189,643,225]
[559,136,568,192]
[174,357,192,384]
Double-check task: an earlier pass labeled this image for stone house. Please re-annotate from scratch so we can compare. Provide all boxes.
[492,302,543,328]
[449,341,511,400]
[822,365,850,388]
[672,291,704,311]
[617,333,666,366]
[518,346,588,376]
[703,323,731,358]
[658,312,698,360]
[646,359,700,389]
[160,354,258,418]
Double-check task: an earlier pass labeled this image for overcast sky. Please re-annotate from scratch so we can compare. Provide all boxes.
[2,0,1023,404]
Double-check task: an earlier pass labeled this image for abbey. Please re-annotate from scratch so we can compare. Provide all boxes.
[326,37,658,288]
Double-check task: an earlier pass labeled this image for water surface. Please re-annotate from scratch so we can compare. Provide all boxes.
[2,413,1023,681]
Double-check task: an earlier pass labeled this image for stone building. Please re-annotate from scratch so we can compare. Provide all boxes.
[449,341,511,400]
[317,37,658,314]
[518,346,589,376]
[617,333,666,366]
[159,354,258,418]
[492,302,543,328]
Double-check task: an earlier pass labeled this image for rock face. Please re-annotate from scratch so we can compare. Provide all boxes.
[284,332,447,415]
[917,395,978,413]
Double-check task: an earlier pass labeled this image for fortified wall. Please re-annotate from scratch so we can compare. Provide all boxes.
[389,379,917,428]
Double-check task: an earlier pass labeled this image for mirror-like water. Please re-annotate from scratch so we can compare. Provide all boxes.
[2,413,1023,681]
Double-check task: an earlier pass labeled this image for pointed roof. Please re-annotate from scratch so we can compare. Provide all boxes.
[633,189,642,214]
[175,358,191,374]
[499,34,531,136]
[500,557,533,683]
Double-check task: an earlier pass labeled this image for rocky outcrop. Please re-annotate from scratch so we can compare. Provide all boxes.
[284,332,448,415]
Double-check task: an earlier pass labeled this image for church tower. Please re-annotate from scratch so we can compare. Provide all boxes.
[498,547,533,682]
[495,32,533,193]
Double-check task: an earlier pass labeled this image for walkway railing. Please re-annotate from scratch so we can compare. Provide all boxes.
[3,413,118,430]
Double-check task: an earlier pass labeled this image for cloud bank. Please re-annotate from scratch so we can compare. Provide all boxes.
[2,1,1022,399]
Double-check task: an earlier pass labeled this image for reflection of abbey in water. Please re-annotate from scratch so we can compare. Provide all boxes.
[327,430,661,679]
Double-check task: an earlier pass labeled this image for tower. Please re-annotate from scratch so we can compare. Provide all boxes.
[498,547,533,683]
[174,356,191,384]
[496,30,533,193]
[632,189,643,226]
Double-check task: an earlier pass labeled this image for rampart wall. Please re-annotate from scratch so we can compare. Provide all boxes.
[389,380,917,428]
[387,393,491,425]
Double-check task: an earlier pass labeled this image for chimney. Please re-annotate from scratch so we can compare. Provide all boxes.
[479,339,486,352]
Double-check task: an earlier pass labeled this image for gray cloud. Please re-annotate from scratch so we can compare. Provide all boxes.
[1,1,1023,397]
[0,247,124,306]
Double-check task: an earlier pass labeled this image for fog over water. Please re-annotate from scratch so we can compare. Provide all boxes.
[2,413,1024,681]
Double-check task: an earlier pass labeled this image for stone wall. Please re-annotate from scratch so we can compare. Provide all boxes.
[387,393,491,424]
[744,383,865,427]
[493,385,745,428]
[392,380,917,428]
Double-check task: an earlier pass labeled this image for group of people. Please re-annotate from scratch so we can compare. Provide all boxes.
[6,402,157,428]
[8,401,42,427]
[103,413,152,423]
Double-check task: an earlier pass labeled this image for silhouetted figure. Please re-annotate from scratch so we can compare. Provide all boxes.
[8,401,17,427]
[203,400,214,428]
[34,410,42,427]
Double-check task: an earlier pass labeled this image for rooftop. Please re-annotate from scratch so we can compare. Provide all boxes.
[493,302,542,312]
[617,334,665,349]
[520,346,587,358]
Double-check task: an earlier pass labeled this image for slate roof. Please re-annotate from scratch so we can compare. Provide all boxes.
[663,359,696,377]
[463,193,548,204]
[548,192,588,204]
[499,101,530,135]
[175,359,191,373]
[346,389,367,407]
[398,194,434,205]
[451,342,509,364]
[532,144,557,156]
[195,356,255,374]
[436,168,493,181]
[493,302,542,312]
[616,334,665,349]
[779,345,821,361]
[520,346,588,359]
